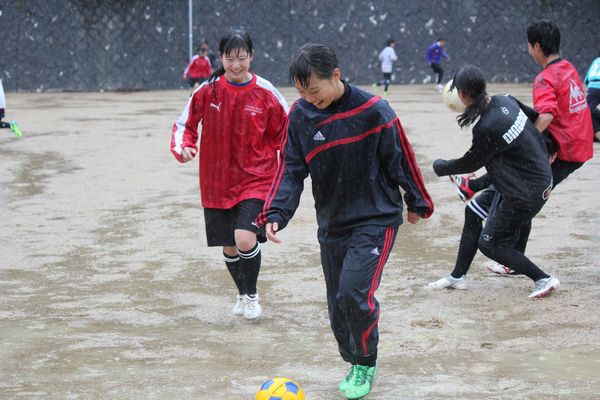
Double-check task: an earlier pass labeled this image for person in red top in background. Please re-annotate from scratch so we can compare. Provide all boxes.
[171,30,288,320]
[527,21,593,169]
[183,46,212,91]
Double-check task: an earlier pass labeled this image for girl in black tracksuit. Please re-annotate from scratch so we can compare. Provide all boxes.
[256,44,433,399]
[432,65,559,298]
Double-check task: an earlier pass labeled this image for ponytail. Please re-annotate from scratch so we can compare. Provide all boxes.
[457,92,487,128]
[452,64,488,128]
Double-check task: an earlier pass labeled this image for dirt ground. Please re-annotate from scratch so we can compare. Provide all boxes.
[1,84,599,400]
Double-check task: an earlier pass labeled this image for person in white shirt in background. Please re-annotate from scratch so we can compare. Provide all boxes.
[0,80,22,138]
[373,39,398,95]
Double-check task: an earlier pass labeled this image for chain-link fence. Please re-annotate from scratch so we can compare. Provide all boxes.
[1,0,598,91]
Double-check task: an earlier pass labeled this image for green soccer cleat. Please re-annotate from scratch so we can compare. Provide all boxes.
[9,121,22,138]
[338,365,356,392]
[344,364,377,399]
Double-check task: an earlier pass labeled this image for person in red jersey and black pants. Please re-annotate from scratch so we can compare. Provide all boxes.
[171,31,288,320]
[256,43,433,399]
[183,45,212,91]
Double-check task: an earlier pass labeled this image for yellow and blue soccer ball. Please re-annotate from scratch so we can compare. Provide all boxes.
[255,377,305,400]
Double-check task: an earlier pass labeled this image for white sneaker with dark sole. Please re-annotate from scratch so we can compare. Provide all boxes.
[529,275,560,298]
[232,294,245,316]
[428,275,468,290]
[243,294,262,320]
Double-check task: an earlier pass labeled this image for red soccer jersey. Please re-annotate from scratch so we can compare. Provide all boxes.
[532,58,593,162]
[171,74,288,208]
[184,55,212,79]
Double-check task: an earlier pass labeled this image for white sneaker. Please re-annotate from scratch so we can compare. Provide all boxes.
[428,275,468,290]
[436,83,443,92]
[528,275,560,298]
[486,262,515,275]
[243,294,262,320]
[232,294,245,316]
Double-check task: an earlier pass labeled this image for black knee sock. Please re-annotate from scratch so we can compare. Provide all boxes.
[238,243,261,295]
[224,252,244,295]
[451,206,483,278]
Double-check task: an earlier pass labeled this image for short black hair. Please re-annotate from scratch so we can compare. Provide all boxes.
[527,21,560,56]
[289,43,339,89]
[386,39,395,46]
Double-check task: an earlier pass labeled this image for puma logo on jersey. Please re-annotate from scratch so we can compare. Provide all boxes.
[370,247,380,255]
[313,131,325,141]
[210,102,221,112]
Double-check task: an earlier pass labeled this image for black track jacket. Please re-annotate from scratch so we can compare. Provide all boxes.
[257,84,434,233]
[433,95,553,204]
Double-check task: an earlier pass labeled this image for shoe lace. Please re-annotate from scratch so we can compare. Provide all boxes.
[345,365,356,382]
[245,294,258,308]
[352,365,368,385]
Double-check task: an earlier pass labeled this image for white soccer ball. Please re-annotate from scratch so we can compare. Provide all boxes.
[442,80,466,113]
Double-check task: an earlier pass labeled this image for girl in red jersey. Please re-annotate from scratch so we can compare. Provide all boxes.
[183,46,212,91]
[171,31,288,320]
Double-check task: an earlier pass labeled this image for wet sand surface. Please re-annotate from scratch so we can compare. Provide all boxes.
[1,85,599,399]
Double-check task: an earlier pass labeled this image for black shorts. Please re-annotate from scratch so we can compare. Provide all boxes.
[187,77,206,87]
[203,198,266,247]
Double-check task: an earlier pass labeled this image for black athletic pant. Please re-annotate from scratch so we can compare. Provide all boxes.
[430,63,443,84]
[452,159,582,277]
[478,191,549,281]
[590,107,600,140]
[587,88,600,110]
[318,225,397,367]
[451,189,529,278]
[0,111,10,129]
[377,72,392,91]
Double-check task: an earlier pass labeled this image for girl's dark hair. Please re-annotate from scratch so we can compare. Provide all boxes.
[207,30,254,83]
[289,43,339,89]
[527,21,560,56]
[386,39,395,46]
[450,64,488,128]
